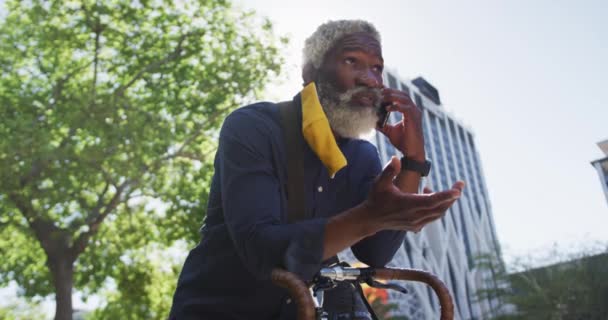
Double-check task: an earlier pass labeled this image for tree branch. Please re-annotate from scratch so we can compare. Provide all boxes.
[19,160,46,188]
[66,108,222,258]
[36,55,50,77]
[126,190,158,201]
[114,31,202,96]
[71,178,111,226]
[18,126,77,188]
[80,2,93,30]
[159,108,225,163]
[172,151,209,162]
[0,216,30,235]
[91,19,103,105]
[50,61,94,109]
[7,192,62,255]
[70,179,131,258]
[92,181,111,214]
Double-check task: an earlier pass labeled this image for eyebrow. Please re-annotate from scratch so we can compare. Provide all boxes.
[339,47,384,62]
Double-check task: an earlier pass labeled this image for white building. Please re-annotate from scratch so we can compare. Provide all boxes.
[591,139,608,206]
[341,70,503,320]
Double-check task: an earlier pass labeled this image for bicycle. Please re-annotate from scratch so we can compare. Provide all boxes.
[271,264,454,320]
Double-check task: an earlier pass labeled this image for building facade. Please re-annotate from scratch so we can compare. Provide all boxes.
[591,139,608,206]
[340,70,503,319]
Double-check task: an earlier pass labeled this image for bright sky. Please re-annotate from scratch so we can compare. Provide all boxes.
[0,0,606,314]
[0,0,606,268]
[234,0,608,265]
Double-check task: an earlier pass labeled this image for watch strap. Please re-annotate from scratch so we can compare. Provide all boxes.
[400,157,431,177]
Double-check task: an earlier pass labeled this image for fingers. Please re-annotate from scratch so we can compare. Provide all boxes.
[386,197,455,233]
[379,181,464,233]
[382,88,417,113]
[404,197,457,233]
[411,198,456,226]
[406,183,464,232]
[386,102,416,115]
[401,188,460,210]
[376,156,400,187]
[382,88,412,104]
[452,180,465,192]
[377,120,402,138]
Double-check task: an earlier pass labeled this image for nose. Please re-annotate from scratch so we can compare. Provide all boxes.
[356,69,382,88]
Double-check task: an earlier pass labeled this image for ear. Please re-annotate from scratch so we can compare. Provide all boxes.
[302,62,317,86]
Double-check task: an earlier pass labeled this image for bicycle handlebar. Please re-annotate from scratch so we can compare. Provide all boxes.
[270,268,317,320]
[373,268,454,320]
[271,266,454,320]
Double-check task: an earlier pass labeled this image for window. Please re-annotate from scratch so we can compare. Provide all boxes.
[440,119,457,185]
[387,73,398,89]
[403,237,413,263]
[457,201,474,269]
[414,93,424,110]
[427,287,436,310]
[400,82,410,95]
[448,258,463,319]
[465,281,476,319]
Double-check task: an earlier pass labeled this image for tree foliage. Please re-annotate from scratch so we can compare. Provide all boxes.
[476,246,608,320]
[0,298,46,320]
[0,0,285,318]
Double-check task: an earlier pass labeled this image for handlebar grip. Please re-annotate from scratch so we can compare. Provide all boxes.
[270,268,316,320]
[374,268,454,320]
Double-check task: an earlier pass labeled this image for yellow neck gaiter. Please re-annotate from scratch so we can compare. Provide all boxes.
[300,82,347,178]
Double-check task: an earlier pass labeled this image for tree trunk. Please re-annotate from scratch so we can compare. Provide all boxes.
[49,255,74,320]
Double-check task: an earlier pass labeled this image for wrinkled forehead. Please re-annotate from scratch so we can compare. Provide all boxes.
[329,32,383,60]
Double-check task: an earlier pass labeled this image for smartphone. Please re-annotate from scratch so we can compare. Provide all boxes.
[377,104,390,128]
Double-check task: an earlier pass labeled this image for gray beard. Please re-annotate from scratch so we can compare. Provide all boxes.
[315,79,382,139]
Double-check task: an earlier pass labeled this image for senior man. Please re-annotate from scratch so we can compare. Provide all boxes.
[169,20,464,319]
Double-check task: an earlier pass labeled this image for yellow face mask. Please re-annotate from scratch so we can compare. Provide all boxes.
[300,82,347,178]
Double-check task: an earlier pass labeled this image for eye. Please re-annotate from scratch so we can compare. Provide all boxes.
[344,57,356,65]
[372,64,384,73]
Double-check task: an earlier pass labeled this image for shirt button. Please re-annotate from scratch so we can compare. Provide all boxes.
[286,298,292,304]
[317,186,323,192]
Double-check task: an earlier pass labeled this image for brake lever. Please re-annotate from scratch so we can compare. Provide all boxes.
[365,278,408,294]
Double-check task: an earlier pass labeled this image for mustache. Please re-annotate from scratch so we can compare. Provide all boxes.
[337,86,382,108]
[315,79,382,138]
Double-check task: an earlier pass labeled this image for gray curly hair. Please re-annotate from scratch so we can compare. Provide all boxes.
[303,20,381,70]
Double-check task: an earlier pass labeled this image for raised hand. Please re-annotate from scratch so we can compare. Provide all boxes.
[377,88,425,160]
[363,157,464,233]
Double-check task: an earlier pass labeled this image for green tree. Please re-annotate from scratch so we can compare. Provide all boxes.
[473,252,510,318]
[0,1,285,319]
[476,245,608,320]
[0,296,46,320]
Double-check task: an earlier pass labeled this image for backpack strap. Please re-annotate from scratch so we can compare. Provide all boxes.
[278,100,379,320]
[277,100,307,223]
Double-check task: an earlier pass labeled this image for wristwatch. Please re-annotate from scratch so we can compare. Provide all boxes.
[400,157,432,177]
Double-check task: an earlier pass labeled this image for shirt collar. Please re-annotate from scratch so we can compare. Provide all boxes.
[300,82,347,178]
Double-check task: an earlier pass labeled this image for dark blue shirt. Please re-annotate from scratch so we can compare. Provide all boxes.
[170,97,405,319]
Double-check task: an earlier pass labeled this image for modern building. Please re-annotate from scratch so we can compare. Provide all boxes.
[340,70,503,319]
[591,139,608,206]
